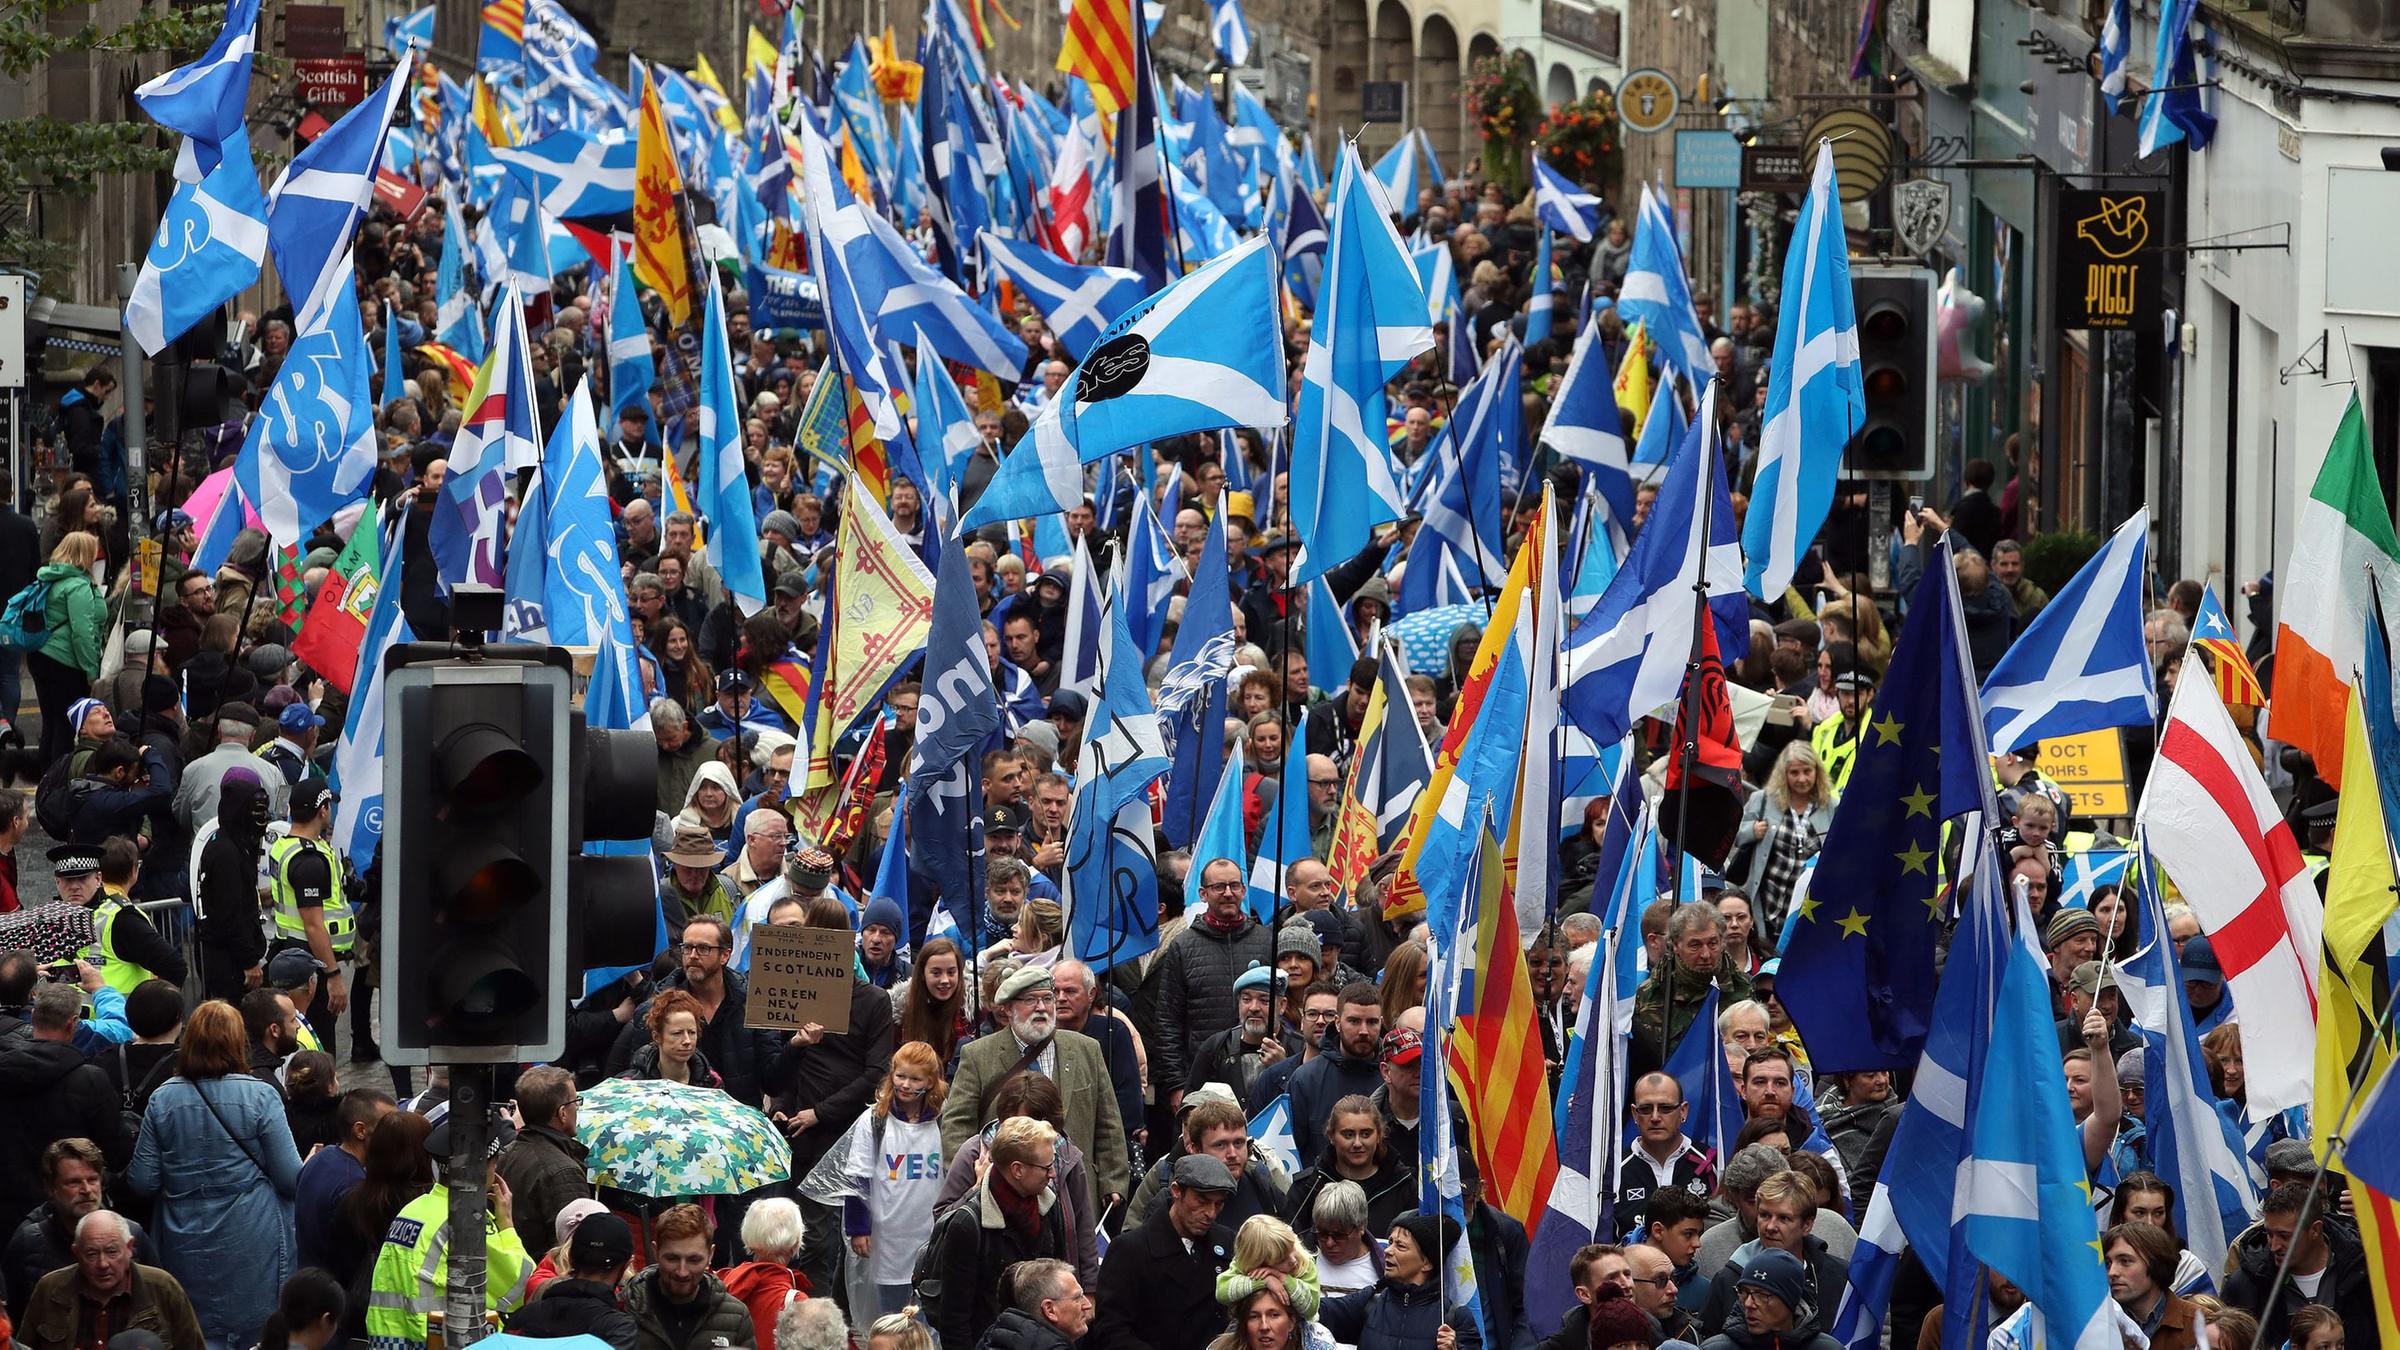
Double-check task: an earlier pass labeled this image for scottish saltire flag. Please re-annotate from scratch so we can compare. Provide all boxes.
[476,173,555,299]
[1369,133,1420,207]
[1563,383,1748,745]
[605,237,652,423]
[850,211,1027,378]
[1248,1094,1298,1176]
[1161,494,1236,848]
[123,0,267,355]
[432,288,539,590]
[1967,888,2121,1350]
[1279,169,1328,312]
[1289,143,1431,587]
[1527,928,1623,1329]
[267,54,417,316]
[1247,726,1311,923]
[694,280,768,616]
[1657,986,1747,1160]
[1532,157,1602,243]
[436,204,487,365]
[980,232,1146,361]
[795,109,905,438]
[1743,142,1864,598]
[1632,371,1685,466]
[1121,491,1183,660]
[231,252,379,548]
[1305,574,1359,697]
[1418,339,1518,589]
[1980,508,2156,753]
[1778,538,1991,1071]
[490,126,635,217]
[2121,840,2257,1277]
[2058,846,2134,910]
[386,4,434,49]
[1058,538,1105,696]
[1207,0,1251,65]
[330,518,412,874]
[2137,0,2215,155]
[912,333,983,508]
[1411,240,1459,328]
[1106,3,1175,291]
[1525,228,1555,345]
[1168,160,1241,263]
[2097,0,2131,112]
[961,236,1287,529]
[1062,559,1173,973]
[1542,310,1634,529]
[1616,182,1713,386]
[1186,742,1249,905]
[906,540,1001,940]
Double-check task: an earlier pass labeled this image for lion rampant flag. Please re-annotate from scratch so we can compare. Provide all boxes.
[633,66,696,327]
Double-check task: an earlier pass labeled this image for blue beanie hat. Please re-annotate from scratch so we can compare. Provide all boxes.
[861,894,906,936]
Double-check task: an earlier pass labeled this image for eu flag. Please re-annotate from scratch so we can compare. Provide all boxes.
[1778,537,1992,1072]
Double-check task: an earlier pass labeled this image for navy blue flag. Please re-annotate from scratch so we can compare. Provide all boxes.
[1777,537,1994,1072]
[905,538,1002,941]
[1159,493,1235,847]
[1105,0,1176,292]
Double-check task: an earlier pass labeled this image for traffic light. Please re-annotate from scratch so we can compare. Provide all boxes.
[569,713,666,977]
[1848,264,1938,479]
[381,654,572,1063]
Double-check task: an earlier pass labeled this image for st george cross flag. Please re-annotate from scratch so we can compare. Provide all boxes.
[1531,157,1601,243]
[1979,508,2156,754]
[1616,183,1713,387]
[1288,142,1431,588]
[979,231,1148,361]
[960,235,1286,529]
[123,0,269,356]
[1742,142,1863,598]
[2140,653,2323,1115]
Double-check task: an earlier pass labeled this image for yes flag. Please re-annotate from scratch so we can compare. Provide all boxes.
[1288,142,1432,587]
[1778,537,1994,1072]
[123,0,268,355]
[330,518,413,874]
[1980,508,2155,753]
[1743,142,1863,598]
[231,251,381,548]
[1159,494,1236,848]
[960,236,1287,529]
[906,540,1002,940]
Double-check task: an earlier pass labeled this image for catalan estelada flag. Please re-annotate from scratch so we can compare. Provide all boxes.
[2193,584,2265,709]
[1450,816,1560,1235]
[1058,0,1134,115]
[415,343,478,399]
[634,65,696,327]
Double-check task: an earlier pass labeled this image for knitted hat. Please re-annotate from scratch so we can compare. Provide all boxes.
[1733,1248,1812,1323]
[2115,1047,2146,1088]
[861,894,906,936]
[66,697,106,736]
[761,509,803,541]
[2044,908,2100,950]
[1392,1211,1460,1261]
[1276,923,1322,964]
[1581,1295,1658,1349]
[1232,960,1278,995]
[789,845,837,889]
[141,675,180,716]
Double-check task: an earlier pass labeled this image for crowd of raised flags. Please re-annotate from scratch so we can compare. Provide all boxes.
[98,0,2400,1341]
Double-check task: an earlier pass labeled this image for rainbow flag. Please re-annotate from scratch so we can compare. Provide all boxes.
[1450,818,1561,1234]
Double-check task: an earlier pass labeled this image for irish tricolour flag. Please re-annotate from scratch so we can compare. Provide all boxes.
[2271,392,2400,783]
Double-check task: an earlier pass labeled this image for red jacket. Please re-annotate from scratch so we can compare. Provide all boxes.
[718,1260,810,1350]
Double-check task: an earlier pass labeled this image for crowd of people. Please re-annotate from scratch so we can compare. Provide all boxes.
[0,64,2347,1350]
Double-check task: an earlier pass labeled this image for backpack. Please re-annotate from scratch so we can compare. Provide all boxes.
[0,577,51,652]
[34,753,86,838]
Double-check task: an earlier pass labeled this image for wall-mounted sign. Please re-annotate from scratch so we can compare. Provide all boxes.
[1618,69,1680,134]
[2053,188,2161,331]
[1740,143,1809,194]
[1674,130,1743,190]
[1361,81,1407,122]
[295,54,368,111]
[1541,0,1620,60]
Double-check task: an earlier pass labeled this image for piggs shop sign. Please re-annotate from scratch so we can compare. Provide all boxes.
[2053,188,2162,331]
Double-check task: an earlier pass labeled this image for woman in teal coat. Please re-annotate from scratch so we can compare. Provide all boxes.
[25,529,107,768]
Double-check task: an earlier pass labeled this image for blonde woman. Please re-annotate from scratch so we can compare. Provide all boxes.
[27,530,108,768]
[982,898,1065,970]
[1731,741,1839,942]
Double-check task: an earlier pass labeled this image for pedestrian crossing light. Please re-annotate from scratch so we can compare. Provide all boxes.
[1849,264,1939,479]
[381,655,572,1064]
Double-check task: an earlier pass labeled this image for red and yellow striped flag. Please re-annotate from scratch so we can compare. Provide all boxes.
[1451,820,1560,1232]
[633,66,695,327]
[2194,586,2265,709]
[1058,0,1134,115]
[844,376,891,507]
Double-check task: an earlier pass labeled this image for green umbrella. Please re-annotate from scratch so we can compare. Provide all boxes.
[575,1077,792,1198]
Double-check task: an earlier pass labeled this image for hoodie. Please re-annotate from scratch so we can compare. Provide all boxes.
[197,770,272,978]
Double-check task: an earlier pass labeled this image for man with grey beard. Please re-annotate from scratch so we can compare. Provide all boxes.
[1181,962,1302,1114]
[940,966,1133,1208]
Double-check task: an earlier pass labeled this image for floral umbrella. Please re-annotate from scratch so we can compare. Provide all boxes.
[575,1077,792,1198]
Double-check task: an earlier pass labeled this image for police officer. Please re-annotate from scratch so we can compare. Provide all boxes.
[367,1104,531,1350]
[268,779,350,1050]
[65,840,184,995]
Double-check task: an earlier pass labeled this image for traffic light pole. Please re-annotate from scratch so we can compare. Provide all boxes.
[444,1063,495,1348]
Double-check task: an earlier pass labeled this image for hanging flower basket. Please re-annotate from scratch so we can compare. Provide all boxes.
[1463,58,1540,197]
[1535,88,1623,208]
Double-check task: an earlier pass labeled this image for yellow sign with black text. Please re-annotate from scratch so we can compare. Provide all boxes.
[2024,728,2132,818]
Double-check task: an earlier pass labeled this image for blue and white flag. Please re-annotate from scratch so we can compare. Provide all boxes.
[1965,888,2121,1350]
[1305,574,1359,697]
[696,279,768,617]
[1527,928,1624,1329]
[980,232,1147,363]
[960,236,1287,529]
[605,238,652,424]
[1278,168,1328,313]
[1422,853,1487,1344]
[2122,841,2257,1276]
[1743,142,1863,598]
[1168,160,1241,264]
[1121,489,1183,661]
[2137,0,2215,155]
[378,300,405,411]
[1369,133,1420,207]
[1418,338,1518,589]
[1058,535,1105,697]
[266,53,417,314]
[330,518,413,874]
[920,39,991,289]
[436,203,486,365]
[2059,846,2134,910]
[796,109,906,438]
[1615,182,1713,387]
[850,211,1027,378]
[1062,555,1173,973]
[912,331,983,507]
[123,0,267,355]
[906,539,1001,941]
[1563,382,1748,745]
[1207,0,1252,65]
[1106,5,1176,292]
[1525,227,1555,346]
[1185,741,1249,906]
[1248,1093,1298,1176]
[1542,308,1634,532]
[231,251,379,547]
[1532,157,1602,243]
[1289,142,1431,587]
[1411,240,1459,328]
[2097,0,2131,112]
[1161,494,1236,848]
[1248,725,1310,924]
[385,4,434,50]
[1632,372,1685,466]
[432,288,540,590]
[1979,508,2155,754]
[490,126,635,218]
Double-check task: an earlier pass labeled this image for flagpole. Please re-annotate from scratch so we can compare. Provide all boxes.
[1666,380,1723,905]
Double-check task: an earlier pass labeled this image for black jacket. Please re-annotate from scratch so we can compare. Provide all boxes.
[974,1306,1078,1350]
[1283,1157,1413,1241]
[1145,915,1276,1091]
[619,1266,755,1350]
[0,1035,134,1238]
[3,1202,156,1320]
[2222,1218,2380,1349]
[603,971,783,1107]
[1285,1040,1382,1170]
[920,1179,1070,1350]
[495,1126,595,1254]
[1185,1024,1303,1115]
[1468,1204,1538,1350]
[1698,1237,1850,1341]
[762,977,896,1175]
[0,507,38,608]
[1091,1205,1234,1350]
[506,1277,641,1350]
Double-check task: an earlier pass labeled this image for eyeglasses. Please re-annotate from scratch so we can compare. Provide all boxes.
[762,767,791,779]
[1199,880,1244,894]
[676,942,729,955]
[1631,1102,1684,1116]
[1629,1275,1675,1289]
[1307,778,1339,787]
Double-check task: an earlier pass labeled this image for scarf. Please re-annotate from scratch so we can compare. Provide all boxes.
[1199,907,1249,935]
[989,1177,1045,1244]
